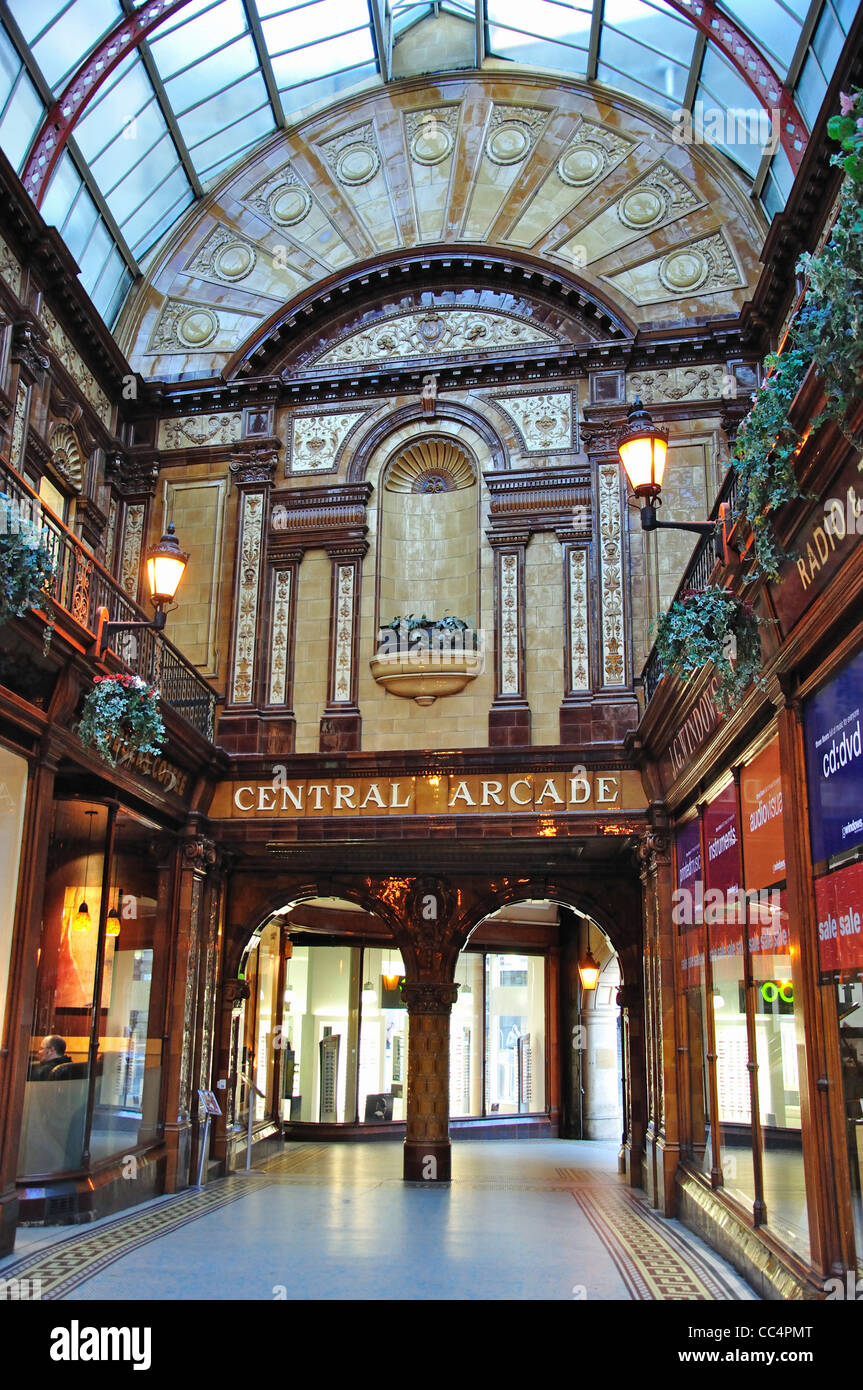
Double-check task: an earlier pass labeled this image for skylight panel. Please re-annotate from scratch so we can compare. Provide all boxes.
[193,105,276,181]
[695,46,770,178]
[599,0,695,105]
[276,58,379,114]
[269,26,376,94]
[76,54,162,165]
[0,26,44,173]
[390,2,435,37]
[259,0,375,59]
[9,0,123,93]
[718,0,807,78]
[487,1,592,73]
[148,0,247,81]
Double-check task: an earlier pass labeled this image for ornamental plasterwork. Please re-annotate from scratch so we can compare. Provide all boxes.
[499,553,521,696]
[627,366,728,403]
[568,548,590,692]
[40,305,112,427]
[557,121,634,187]
[405,106,459,165]
[231,492,264,704]
[333,565,355,703]
[289,410,368,474]
[48,423,85,491]
[245,161,313,227]
[184,226,258,284]
[598,465,625,686]
[268,569,292,705]
[104,496,118,572]
[10,381,27,468]
[492,392,574,454]
[603,230,745,306]
[318,122,382,187]
[314,310,558,367]
[120,503,145,598]
[385,436,476,493]
[615,163,701,231]
[485,104,550,165]
[0,231,22,296]
[149,299,221,352]
[158,413,242,450]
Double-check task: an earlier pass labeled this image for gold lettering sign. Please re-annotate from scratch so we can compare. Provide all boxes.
[209,771,647,819]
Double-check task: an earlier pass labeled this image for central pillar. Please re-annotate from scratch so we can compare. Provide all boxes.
[402,981,459,1181]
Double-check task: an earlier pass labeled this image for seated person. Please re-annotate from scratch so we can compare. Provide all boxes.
[29,1034,73,1080]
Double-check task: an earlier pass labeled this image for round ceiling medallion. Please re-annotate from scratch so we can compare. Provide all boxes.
[410,125,454,165]
[215,242,255,281]
[269,186,311,226]
[659,249,709,293]
[619,188,664,228]
[486,122,531,165]
[177,308,219,348]
[558,144,603,186]
[336,143,380,185]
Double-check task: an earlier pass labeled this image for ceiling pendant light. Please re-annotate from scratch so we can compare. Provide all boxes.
[106,891,121,938]
[73,810,97,932]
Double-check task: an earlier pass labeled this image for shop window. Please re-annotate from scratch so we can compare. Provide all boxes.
[37,473,69,524]
[0,747,28,1050]
[485,953,546,1115]
[357,947,408,1123]
[18,801,168,1178]
[451,953,484,1117]
[676,818,712,1171]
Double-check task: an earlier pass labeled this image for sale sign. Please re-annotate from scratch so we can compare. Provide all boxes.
[815,861,863,974]
[804,650,863,864]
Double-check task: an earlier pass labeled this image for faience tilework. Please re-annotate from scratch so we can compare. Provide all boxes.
[288,410,368,473]
[119,503,145,599]
[163,478,226,675]
[231,492,265,704]
[499,552,521,697]
[0,231,22,297]
[146,298,262,356]
[602,230,746,306]
[568,547,590,692]
[40,305,112,427]
[626,365,727,403]
[9,381,27,468]
[332,564,355,703]
[268,569,292,705]
[492,392,574,454]
[598,465,625,686]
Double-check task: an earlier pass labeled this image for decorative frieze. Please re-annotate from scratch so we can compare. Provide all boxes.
[598,465,626,686]
[313,310,558,367]
[39,305,111,425]
[119,503,145,599]
[230,491,265,705]
[287,409,367,474]
[568,548,590,692]
[485,468,591,537]
[10,380,27,468]
[626,365,728,403]
[158,413,242,450]
[270,482,371,542]
[491,391,575,454]
[268,569,293,706]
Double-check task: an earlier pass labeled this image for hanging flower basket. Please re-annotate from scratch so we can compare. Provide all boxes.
[78,674,166,767]
[653,587,765,715]
[0,492,56,649]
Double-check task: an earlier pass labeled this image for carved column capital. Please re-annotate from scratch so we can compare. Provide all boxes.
[401,981,460,1015]
[229,442,279,487]
[11,319,50,378]
[637,829,671,879]
[183,836,218,874]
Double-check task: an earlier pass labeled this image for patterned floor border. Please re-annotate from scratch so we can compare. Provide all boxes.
[0,1145,325,1301]
[571,1187,748,1300]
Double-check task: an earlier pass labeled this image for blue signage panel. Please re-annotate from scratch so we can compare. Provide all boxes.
[804,649,863,863]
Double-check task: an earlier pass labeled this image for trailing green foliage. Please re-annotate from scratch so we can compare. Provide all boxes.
[652,587,764,716]
[0,492,56,650]
[731,88,863,582]
[78,674,166,768]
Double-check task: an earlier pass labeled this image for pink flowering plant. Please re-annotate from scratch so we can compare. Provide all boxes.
[78,673,166,767]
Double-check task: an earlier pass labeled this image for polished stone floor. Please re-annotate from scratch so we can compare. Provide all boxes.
[1,1139,757,1301]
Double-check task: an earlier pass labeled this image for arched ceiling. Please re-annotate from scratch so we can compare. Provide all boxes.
[114,71,767,379]
[0,0,855,332]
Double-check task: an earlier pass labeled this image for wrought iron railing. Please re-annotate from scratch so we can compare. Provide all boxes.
[640,466,740,706]
[0,458,217,741]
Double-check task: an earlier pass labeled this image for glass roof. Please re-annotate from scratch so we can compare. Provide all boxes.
[0,0,856,327]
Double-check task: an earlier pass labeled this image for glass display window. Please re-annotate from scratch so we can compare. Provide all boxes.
[18,800,170,1178]
[675,817,712,1172]
[804,649,863,867]
[484,952,546,1115]
[357,947,408,1123]
[0,746,28,1050]
[451,953,483,1117]
[740,737,786,893]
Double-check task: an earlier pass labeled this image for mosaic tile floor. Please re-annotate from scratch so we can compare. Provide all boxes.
[0,1140,756,1301]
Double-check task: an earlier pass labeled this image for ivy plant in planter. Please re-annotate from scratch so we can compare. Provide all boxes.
[731,88,863,582]
[78,674,166,768]
[377,613,473,651]
[652,587,764,715]
[0,492,56,650]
